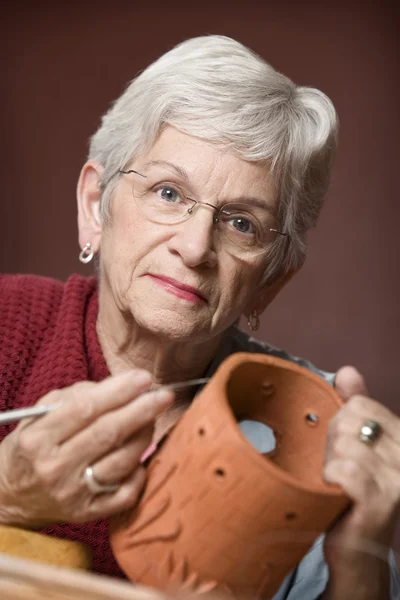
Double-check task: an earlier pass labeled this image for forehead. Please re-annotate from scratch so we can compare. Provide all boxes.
[134,126,276,201]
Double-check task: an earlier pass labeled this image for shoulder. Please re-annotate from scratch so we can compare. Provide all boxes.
[215,326,336,386]
[0,272,96,349]
[0,273,95,307]
[0,273,64,298]
[0,273,64,325]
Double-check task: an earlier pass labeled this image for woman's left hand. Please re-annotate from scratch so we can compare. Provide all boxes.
[322,366,400,576]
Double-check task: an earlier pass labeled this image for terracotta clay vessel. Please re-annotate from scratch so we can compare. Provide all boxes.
[110,353,350,599]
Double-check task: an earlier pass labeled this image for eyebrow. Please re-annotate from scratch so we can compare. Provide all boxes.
[139,159,276,216]
[140,160,189,182]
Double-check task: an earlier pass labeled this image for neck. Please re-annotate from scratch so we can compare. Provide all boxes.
[95,283,232,446]
[96,294,225,391]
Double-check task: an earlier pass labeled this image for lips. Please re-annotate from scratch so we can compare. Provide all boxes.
[147,274,207,302]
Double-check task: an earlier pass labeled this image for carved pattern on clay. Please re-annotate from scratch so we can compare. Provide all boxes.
[140,461,178,504]
[124,463,180,548]
[124,498,181,548]
[155,551,223,596]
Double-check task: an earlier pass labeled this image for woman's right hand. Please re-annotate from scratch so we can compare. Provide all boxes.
[0,370,174,528]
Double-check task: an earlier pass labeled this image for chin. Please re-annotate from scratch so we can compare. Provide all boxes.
[135,312,208,342]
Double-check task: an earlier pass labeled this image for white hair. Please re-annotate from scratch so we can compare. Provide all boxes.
[89,35,338,284]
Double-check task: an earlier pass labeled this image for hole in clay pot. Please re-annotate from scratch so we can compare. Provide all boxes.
[239,420,276,454]
[305,413,319,425]
[285,512,297,520]
[215,468,226,478]
[260,382,275,397]
[198,427,206,436]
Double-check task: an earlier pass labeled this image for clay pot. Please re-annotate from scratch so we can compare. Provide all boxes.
[110,353,349,599]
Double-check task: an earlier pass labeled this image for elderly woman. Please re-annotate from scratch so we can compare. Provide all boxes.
[0,35,399,600]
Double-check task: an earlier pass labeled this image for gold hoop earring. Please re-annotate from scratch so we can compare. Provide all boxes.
[247,310,260,332]
[79,242,94,264]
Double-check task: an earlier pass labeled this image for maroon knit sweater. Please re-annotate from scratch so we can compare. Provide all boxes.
[0,273,126,578]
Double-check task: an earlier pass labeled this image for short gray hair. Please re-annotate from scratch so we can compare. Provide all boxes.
[89,35,338,285]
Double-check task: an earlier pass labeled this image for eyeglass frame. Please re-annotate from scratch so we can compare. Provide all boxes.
[116,168,289,248]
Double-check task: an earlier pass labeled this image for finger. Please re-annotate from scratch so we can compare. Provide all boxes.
[31,370,153,445]
[60,387,174,465]
[335,365,369,401]
[328,407,400,464]
[325,427,400,475]
[338,395,400,445]
[84,466,148,521]
[13,385,96,436]
[323,458,400,528]
[323,457,380,504]
[85,425,153,485]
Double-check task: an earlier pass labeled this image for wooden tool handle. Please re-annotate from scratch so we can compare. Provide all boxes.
[0,524,92,569]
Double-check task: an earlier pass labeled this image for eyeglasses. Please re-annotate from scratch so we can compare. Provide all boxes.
[118,169,289,259]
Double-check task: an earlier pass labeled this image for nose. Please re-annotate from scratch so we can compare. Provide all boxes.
[167,206,218,268]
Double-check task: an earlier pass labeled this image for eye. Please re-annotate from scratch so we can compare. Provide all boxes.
[229,216,255,234]
[220,207,257,236]
[155,186,181,204]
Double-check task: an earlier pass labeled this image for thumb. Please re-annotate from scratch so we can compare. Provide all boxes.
[335,365,369,401]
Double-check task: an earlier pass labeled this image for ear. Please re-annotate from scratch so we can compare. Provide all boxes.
[244,268,299,319]
[77,160,104,253]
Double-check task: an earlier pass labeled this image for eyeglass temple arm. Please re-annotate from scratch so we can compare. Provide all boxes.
[270,229,288,236]
[119,169,147,178]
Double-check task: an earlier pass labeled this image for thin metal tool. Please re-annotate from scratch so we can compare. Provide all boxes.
[0,404,62,424]
[0,377,210,425]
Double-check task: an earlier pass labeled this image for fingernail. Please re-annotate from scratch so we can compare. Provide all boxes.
[154,389,174,404]
[127,370,152,387]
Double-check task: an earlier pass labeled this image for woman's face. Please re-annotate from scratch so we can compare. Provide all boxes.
[82,127,280,342]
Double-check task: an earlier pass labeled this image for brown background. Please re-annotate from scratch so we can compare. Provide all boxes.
[1,1,399,558]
